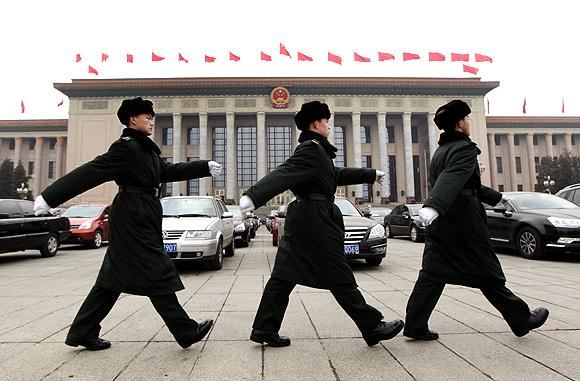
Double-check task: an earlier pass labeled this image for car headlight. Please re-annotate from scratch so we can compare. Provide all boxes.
[185,230,212,239]
[234,223,246,232]
[548,217,580,228]
[79,220,92,229]
[368,224,386,239]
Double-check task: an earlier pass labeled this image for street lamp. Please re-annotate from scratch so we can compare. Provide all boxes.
[16,183,28,200]
[543,176,555,194]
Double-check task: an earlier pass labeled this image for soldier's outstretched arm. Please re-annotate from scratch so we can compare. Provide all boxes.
[159,159,211,182]
[478,184,502,206]
[335,167,376,186]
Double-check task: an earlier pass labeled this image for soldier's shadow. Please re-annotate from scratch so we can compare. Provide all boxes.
[0,252,41,264]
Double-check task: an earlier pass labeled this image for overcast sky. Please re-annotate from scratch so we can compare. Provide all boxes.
[1,0,578,119]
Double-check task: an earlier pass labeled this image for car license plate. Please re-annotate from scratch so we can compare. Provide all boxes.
[163,243,177,253]
[344,244,359,255]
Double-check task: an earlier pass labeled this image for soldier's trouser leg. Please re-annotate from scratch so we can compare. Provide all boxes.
[252,277,295,333]
[66,284,120,342]
[480,283,531,333]
[330,285,384,334]
[149,293,198,345]
[404,271,445,334]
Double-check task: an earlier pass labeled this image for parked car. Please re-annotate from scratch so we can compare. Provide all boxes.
[271,205,287,247]
[246,212,260,236]
[366,206,393,225]
[161,196,235,270]
[383,204,425,242]
[61,204,110,248]
[226,205,253,247]
[486,192,580,259]
[276,197,387,266]
[0,199,70,257]
[266,210,277,232]
[555,183,580,206]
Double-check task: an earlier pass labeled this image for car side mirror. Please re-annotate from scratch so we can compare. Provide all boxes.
[362,210,371,218]
[222,211,233,219]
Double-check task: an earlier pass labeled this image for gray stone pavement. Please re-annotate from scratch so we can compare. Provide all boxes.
[1,229,579,380]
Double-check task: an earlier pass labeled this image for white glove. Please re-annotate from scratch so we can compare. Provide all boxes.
[419,207,439,226]
[239,195,255,213]
[375,170,385,184]
[34,195,51,216]
[208,161,222,177]
[501,194,510,203]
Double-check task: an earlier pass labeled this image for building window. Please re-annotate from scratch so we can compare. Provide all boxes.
[494,135,501,146]
[360,126,371,144]
[29,139,36,150]
[498,184,505,192]
[28,161,34,176]
[517,184,523,192]
[8,138,15,150]
[515,157,522,173]
[187,157,200,196]
[48,161,56,179]
[573,135,577,145]
[49,138,57,150]
[496,157,503,174]
[237,126,257,187]
[386,126,395,143]
[212,127,227,188]
[514,135,520,146]
[162,127,173,146]
[534,156,540,172]
[334,126,346,167]
[267,126,292,173]
[552,135,557,145]
[533,135,539,145]
[162,157,173,196]
[411,126,418,143]
[388,155,397,202]
[186,127,200,145]
[361,155,372,202]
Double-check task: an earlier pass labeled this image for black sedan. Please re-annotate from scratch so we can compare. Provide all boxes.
[486,192,580,259]
[383,204,425,242]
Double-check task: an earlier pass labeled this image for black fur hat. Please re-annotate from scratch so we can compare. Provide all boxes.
[294,101,331,131]
[433,100,471,131]
[117,97,155,126]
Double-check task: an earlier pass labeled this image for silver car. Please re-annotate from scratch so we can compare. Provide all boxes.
[161,196,235,270]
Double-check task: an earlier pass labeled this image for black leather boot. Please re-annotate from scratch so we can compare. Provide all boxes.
[250,329,291,347]
[65,337,111,351]
[513,307,549,337]
[403,329,439,341]
[180,319,213,348]
[363,319,404,347]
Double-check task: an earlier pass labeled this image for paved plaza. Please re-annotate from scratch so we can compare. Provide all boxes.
[0,229,579,380]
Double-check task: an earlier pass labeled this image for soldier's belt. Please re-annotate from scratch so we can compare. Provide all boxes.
[118,185,161,198]
[296,193,335,202]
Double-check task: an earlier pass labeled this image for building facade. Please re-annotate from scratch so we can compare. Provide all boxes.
[0,77,578,206]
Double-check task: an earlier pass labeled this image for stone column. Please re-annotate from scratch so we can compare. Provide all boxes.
[226,112,236,202]
[13,137,22,166]
[565,133,573,153]
[33,137,43,197]
[427,112,438,159]
[402,112,415,202]
[55,137,64,179]
[328,112,335,145]
[526,133,537,191]
[377,112,390,203]
[172,113,183,195]
[198,112,208,196]
[507,133,517,191]
[487,133,497,190]
[351,112,363,201]
[256,111,266,180]
[546,132,554,158]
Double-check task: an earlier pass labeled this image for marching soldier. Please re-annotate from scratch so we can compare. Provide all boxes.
[239,101,404,347]
[34,97,222,350]
[404,100,549,340]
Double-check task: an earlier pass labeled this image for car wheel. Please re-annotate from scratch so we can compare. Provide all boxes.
[224,238,235,257]
[240,231,250,247]
[385,224,393,238]
[250,228,256,239]
[365,258,383,266]
[516,227,544,259]
[40,234,59,257]
[89,230,103,249]
[208,239,223,270]
[410,225,423,243]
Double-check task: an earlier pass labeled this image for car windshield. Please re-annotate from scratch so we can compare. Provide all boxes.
[371,207,392,216]
[407,204,423,216]
[62,205,102,218]
[508,193,579,210]
[334,199,362,217]
[161,198,217,217]
[227,206,242,217]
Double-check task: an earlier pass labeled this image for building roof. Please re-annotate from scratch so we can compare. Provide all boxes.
[0,119,68,133]
[486,116,580,129]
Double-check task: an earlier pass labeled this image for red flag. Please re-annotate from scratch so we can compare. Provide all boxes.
[451,53,469,62]
[475,53,493,63]
[126,54,133,63]
[487,99,490,114]
[204,55,216,63]
[328,52,342,65]
[75,53,82,63]
[403,52,420,61]
[101,53,108,62]
[297,52,313,61]
[88,65,98,75]
[280,43,291,58]
[57,99,64,107]
[20,100,25,114]
[523,97,527,114]
[229,52,240,62]
[562,97,565,114]
[260,52,272,61]
[378,52,395,61]
[429,52,445,61]
[354,52,370,62]
[463,64,478,75]
[178,53,189,63]
[152,52,165,61]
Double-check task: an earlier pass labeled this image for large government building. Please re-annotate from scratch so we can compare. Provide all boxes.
[1,77,579,206]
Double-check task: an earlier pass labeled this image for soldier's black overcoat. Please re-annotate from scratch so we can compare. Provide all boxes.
[42,127,210,295]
